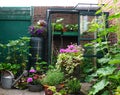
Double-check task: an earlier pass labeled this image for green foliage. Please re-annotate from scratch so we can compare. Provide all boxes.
[89,79,109,95]
[41,69,64,86]
[48,86,67,95]
[96,66,116,77]
[0,62,20,74]
[115,86,120,95]
[5,37,30,65]
[84,1,120,95]
[0,37,30,75]
[52,18,64,31]
[66,78,81,93]
[56,44,84,75]
[65,24,78,31]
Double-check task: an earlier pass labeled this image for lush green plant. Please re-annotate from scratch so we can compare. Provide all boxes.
[56,44,84,75]
[41,69,64,86]
[115,86,120,95]
[65,24,78,31]
[5,37,30,65]
[82,1,120,95]
[0,37,30,75]
[0,62,20,74]
[52,18,64,31]
[66,78,81,93]
[35,55,48,74]
[35,61,47,74]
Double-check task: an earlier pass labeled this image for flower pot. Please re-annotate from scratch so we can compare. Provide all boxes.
[69,91,85,95]
[28,84,43,92]
[44,85,53,95]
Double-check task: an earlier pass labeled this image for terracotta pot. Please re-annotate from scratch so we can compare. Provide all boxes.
[44,85,53,95]
[56,84,64,92]
[43,84,65,95]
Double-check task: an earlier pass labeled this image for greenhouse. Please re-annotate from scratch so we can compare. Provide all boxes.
[0,0,120,95]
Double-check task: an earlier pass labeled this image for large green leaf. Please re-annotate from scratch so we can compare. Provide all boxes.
[98,57,111,64]
[108,13,120,20]
[96,66,116,77]
[89,79,109,95]
[109,59,120,64]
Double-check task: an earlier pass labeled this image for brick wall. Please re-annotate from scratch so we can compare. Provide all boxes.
[33,6,78,24]
[98,0,120,44]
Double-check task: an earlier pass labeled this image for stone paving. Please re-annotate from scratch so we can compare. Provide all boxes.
[0,87,45,95]
[0,83,91,95]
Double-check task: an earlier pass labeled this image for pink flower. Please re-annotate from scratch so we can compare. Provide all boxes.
[33,74,39,80]
[67,45,74,49]
[29,69,36,73]
[72,49,79,53]
[60,49,66,53]
[27,77,33,83]
[65,49,72,53]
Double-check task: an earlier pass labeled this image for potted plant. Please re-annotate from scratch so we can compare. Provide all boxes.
[47,86,67,95]
[41,69,64,95]
[56,44,84,77]
[52,18,64,32]
[28,20,47,64]
[29,20,47,37]
[65,24,78,32]
[27,67,43,92]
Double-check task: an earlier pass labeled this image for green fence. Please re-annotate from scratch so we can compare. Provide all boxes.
[0,7,32,44]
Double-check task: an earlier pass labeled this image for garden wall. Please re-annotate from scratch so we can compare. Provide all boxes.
[98,0,120,44]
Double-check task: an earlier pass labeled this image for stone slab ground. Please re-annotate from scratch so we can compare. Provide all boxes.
[0,87,45,95]
[0,83,91,95]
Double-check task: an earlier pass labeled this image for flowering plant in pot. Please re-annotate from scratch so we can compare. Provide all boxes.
[29,20,47,37]
[27,67,43,92]
[41,69,65,95]
[56,44,84,76]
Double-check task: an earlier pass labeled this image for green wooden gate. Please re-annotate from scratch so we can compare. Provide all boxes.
[0,7,32,44]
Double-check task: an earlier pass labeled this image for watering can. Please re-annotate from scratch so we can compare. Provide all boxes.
[1,70,28,89]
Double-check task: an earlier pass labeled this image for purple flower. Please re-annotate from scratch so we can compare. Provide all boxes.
[29,69,36,73]
[27,77,33,83]
[36,29,43,35]
[28,20,47,36]
[29,26,34,32]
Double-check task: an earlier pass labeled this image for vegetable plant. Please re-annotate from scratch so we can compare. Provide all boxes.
[82,1,120,95]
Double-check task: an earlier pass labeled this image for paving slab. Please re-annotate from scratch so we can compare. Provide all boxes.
[0,87,45,95]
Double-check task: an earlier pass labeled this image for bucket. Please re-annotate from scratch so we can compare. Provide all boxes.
[1,70,14,89]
